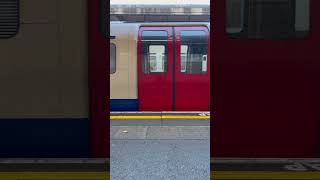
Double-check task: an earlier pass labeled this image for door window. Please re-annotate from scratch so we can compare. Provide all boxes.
[148,45,166,73]
[141,31,168,74]
[180,30,208,74]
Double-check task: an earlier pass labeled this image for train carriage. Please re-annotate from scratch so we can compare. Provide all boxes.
[0,0,108,158]
[110,22,211,111]
[212,0,320,158]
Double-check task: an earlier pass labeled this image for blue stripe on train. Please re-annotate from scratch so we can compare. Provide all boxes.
[110,99,138,111]
[0,118,90,158]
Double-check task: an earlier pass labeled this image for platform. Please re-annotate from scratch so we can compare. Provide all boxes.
[211,158,320,179]
[111,113,210,180]
[0,159,109,180]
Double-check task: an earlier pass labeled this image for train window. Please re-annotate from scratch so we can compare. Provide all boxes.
[110,43,116,74]
[226,0,245,33]
[148,45,166,73]
[141,31,168,74]
[226,0,310,39]
[181,45,188,72]
[100,0,108,37]
[0,0,19,39]
[180,30,208,74]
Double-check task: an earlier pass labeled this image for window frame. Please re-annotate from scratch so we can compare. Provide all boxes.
[179,30,208,74]
[110,43,116,74]
[225,0,310,39]
[141,30,169,74]
[0,0,20,39]
[147,45,167,73]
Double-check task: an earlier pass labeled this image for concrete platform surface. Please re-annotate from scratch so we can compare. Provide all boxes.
[111,126,209,140]
[111,125,210,180]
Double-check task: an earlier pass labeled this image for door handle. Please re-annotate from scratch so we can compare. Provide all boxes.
[202,55,207,72]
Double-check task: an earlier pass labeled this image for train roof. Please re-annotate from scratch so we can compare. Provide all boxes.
[110,21,210,28]
[110,21,210,40]
[110,4,210,15]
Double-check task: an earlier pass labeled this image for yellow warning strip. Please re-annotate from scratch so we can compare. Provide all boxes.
[211,171,320,179]
[110,115,210,119]
[110,115,162,119]
[0,172,109,180]
[163,115,210,119]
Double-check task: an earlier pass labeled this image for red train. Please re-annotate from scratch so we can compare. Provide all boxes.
[110,23,210,111]
[212,0,320,158]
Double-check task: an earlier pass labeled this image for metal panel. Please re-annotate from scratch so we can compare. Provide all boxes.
[0,0,19,38]
[110,4,209,15]
[110,4,210,22]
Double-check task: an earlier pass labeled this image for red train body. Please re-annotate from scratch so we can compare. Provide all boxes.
[212,0,320,158]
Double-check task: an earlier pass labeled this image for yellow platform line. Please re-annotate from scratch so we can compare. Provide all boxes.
[163,115,210,119]
[211,171,320,179]
[0,172,109,180]
[110,115,161,119]
[110,115,210,119]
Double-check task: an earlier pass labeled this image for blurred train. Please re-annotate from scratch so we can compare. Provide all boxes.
[4,0,320,164]
[110,22,210,111]
[212,0,320,158]
[0,0,108,157]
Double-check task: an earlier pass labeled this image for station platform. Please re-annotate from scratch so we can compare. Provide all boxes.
[0,159,109,180]
[211,158,320,179]
[111,112,210,180]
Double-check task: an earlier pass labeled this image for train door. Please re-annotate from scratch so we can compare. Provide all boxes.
[138,26,210,111]
[174,27,210,111]
[138,27,174,111]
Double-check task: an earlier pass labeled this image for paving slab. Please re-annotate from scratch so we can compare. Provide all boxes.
[146,126,209,140]
[111,126,148,139]
[111,126,209,140]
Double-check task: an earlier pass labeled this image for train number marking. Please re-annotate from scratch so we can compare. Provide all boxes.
[199,112,210,116]
[284,162,320,171]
